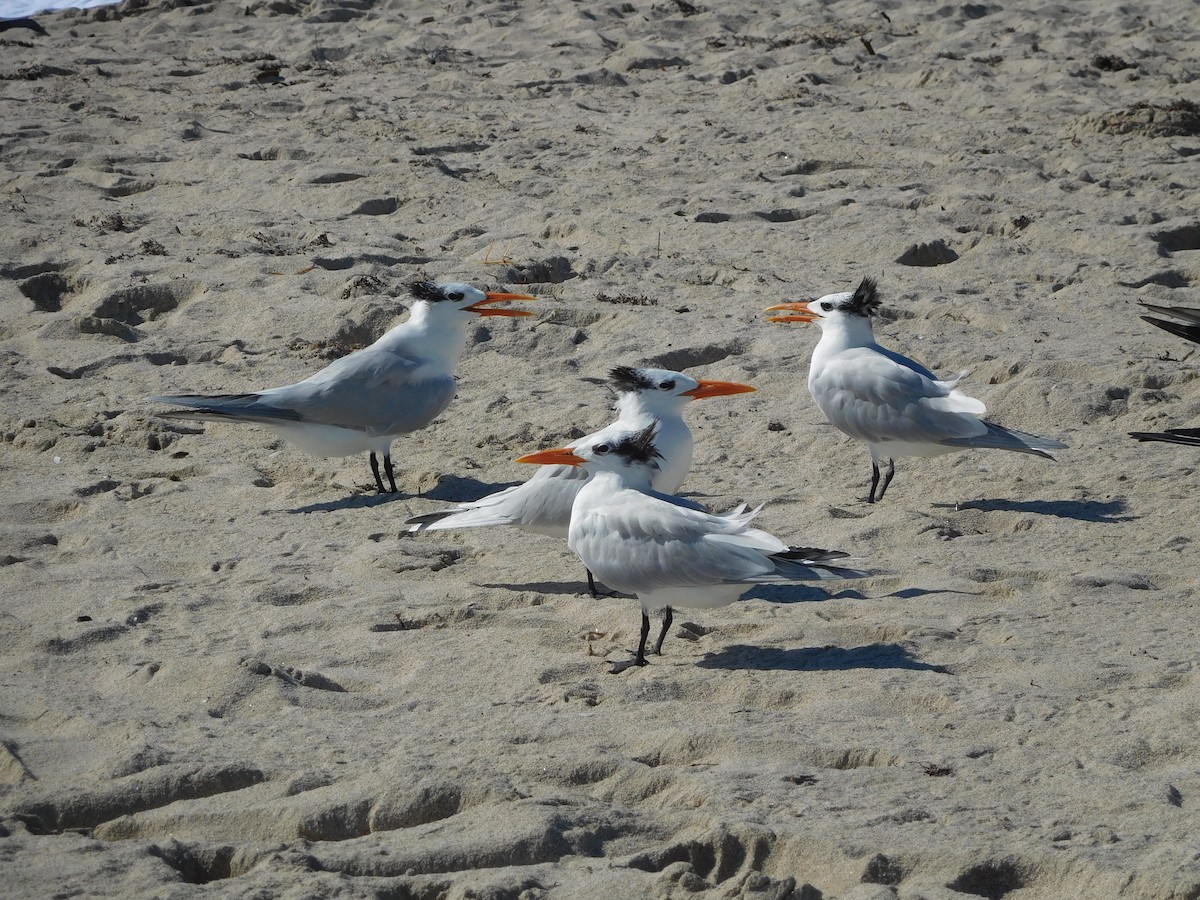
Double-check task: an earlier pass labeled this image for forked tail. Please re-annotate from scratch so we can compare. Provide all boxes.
[941,421,1068,460]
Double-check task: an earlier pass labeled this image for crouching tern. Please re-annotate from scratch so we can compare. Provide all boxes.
[405,366,755,594]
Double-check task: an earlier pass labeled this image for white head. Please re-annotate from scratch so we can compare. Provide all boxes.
[605,365,755,417]
[408,281,535,318]
[516,423,664,482]
[766,276,881,336]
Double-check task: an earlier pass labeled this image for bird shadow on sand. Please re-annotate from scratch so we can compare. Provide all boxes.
[743,585,869,603]
[422,474,520,503]
[478,580,624,597]
[290,494,408,513]
[288,475,514,514]
[934,497,1135,523]
[288,492,407,514]
[884,586,980,600]
[698,642,952,673]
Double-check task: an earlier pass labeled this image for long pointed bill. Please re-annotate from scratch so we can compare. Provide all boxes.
[681,379,757,399]
[515,447,586,466]
[764,302,816,324]
[466,291,536,317]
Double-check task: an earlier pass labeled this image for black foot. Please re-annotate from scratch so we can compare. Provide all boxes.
[605,611,652,673]
[619,611,650,671]
[383,454,398,494]
[607,655,649,675]
[585,569,617,598]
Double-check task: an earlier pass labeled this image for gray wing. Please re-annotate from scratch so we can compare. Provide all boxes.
[406,464,588,534]
[1139,301,1200,345]
[247,346,455,436]
[812,348,987,444]
[940,421,1067,457]
[1140,302,1200,325]
[150,392,326,427]
[572,493,786,594]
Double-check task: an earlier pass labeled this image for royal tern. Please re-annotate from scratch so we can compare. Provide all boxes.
[516,424,867,669]
[1140,301,1200,346]
[767,277,1068,503]
[406,366,754,593]
[152,281,533,493]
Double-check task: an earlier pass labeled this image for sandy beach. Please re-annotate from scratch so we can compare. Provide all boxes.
[2,0,1199,896]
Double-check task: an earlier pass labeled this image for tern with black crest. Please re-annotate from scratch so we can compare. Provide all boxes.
[152,281,533,493]
[406,366,755,594]
[517,424,867,670]
[767,277,1067,502]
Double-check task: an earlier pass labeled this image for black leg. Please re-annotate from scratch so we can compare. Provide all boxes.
[877,458,895,502]
[654,606,673,655]
[869,461,880,504]
[383,453,398,493]
[587,568,599,598]
[636,611,651,667]
[369,452,386,493]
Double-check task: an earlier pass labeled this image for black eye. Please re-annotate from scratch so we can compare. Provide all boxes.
[447,291,464,301]
[659,380,675,391]
[820,302,833,311]
[594,444,610,454]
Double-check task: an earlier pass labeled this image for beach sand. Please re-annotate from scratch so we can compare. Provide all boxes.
[2,0,1199,896]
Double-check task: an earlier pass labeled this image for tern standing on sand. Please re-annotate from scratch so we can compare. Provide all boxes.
[767,277,1067,503]
[517,425,867,670]
[152,281,534,493]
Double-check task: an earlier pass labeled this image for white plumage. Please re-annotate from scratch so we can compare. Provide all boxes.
[768,277,1067,502]
[405,366,754,539]
[151,281,533,493]
[517,425,867,669]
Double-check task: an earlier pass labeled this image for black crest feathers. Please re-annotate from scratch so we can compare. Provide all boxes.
[608,366,654,393]
[409,281,444,302]
[612,423,664,467]
[842,277,882,318]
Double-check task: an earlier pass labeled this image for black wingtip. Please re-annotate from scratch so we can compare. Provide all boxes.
[776,546,851,563]
[1141,316,1200,346]
[0,18,49,36]
[1129,428,1200,446]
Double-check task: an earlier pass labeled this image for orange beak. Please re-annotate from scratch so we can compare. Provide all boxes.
[681,379,756,399]
[764,302,816,324]
[515,446,586,466]
[465,291,536,317]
